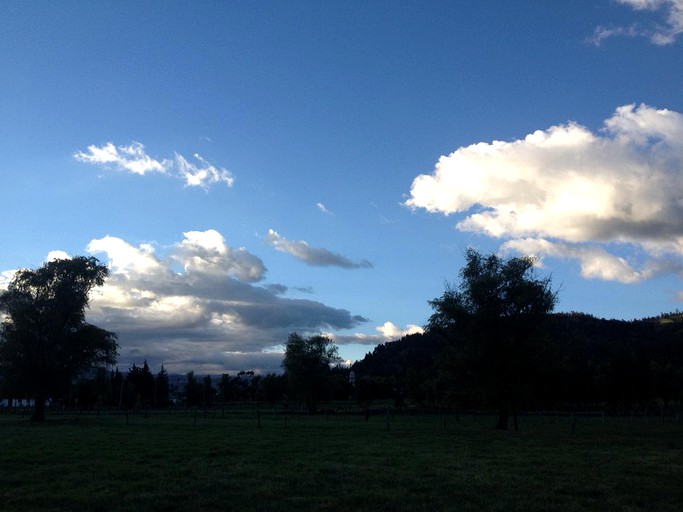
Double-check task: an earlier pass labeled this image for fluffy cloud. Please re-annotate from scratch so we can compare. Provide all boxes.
[590,0,683,45]
[375,321,424,339]
[406,104,683,287]
[78,230,367,373]
[174,229,265,283]
[74,142,234,189]
[500,239,653,284]
[326,322,424,347]
[46,250,71,262]
[265,229,373,269]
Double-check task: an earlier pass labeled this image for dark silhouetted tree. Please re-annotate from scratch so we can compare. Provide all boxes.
[218,373,236,401]
[124,364,142,409]
[140,360,155,406]
[155,364,170,407]
[257,373,285,405]
[0,256,118,421]
[110,368,124,408]
[427,249,557,430]
[202,374,215,408]
[125,360,155,408]
[282,332,340,414]
[184,371,202,407]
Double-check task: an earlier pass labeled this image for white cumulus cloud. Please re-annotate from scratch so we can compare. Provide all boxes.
[406,104,683,288]
[174,229,265,283]
[376,321,424,339]
[74,142,234,189]
[46,250,71,262]
[327,322,425,347]
[78,230,367,373]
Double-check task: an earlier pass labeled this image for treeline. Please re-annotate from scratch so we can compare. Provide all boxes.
[351,312,683,414]
[61,363,353,411]
[70,361,170,410]
[62,311,683,414]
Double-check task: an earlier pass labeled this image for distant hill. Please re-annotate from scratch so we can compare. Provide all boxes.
[351,312,683,409]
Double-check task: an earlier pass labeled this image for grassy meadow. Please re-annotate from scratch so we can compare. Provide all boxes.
[0,407,681,511]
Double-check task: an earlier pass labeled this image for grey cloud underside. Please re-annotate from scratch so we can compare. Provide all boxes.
[118,342,287,375]
[230,300,368,330]
[300,249,373,269]
[93,277,366,334]
[265,229,373,269]
[586,217,683,242]
[84,231,368,373]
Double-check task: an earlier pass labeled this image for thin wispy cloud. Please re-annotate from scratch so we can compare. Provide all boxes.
[74,142,234,189]
[406,104,683,289]
[316,202,333,215]
[74,142,165,175]
[174,153,234,189]
[265,229,373,269]
[590,0,683,45]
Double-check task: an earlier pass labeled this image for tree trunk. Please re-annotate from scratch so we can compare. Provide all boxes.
[495,403,509,430]
[31,397,45,422]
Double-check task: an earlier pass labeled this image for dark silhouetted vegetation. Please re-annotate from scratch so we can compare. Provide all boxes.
[426,249,557,430]
[353,311,683,421]
[282,332,341,413]
[0,257,118,421]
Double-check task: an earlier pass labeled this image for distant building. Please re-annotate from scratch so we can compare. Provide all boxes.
[1,398,36,408]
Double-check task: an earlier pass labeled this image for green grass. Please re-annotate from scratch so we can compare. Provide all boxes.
[0,409,681,511]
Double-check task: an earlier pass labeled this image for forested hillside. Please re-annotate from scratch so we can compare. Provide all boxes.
[352,312,683,413]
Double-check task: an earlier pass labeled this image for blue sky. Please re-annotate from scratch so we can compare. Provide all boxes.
[1,0,682,374]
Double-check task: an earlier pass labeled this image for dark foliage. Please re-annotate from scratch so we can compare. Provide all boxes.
[0,256,118,421]
[155,365,170,407]
[282,333,340,413]
[352,331,446,407]
[426,249,557,429]
[184,371,202,407]
[352,311,683,417]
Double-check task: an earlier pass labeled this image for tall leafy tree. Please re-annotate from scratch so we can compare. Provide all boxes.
[202,374,215,408]
[0,256,118,421]
[124,361,155,409]
[155,364,170,408]
[184,371,201,407]
[218,373,235,401]
[427,249,556,430]
[282,332,340,414]
[140,360,155,405]
[111,368,124,408]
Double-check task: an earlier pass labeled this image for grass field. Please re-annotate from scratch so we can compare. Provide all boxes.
[0,407,681,511]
